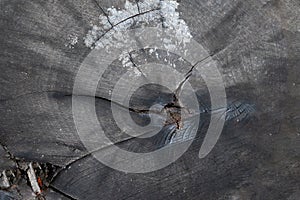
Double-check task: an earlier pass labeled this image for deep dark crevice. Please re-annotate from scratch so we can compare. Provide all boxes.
[68,94,162,115]
[185,54,213,77]
[92,0,113,28]
[158,0,166,28]
[114,8,159,27]
[48,185,77,200]
[173,54,213,104]
[173,46,230,111]
[128,52,149,81]
[135,0,141,14]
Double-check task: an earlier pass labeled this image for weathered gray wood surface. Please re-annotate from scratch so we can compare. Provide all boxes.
[0,0,300,199]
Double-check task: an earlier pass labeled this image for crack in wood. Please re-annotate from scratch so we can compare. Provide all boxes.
[92,0,113,28]
[91,8,160,48]
[49,185,77,200]
[135,0,141,14]
[128,52,148,80]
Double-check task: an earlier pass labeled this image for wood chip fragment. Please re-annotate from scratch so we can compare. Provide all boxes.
[27,163,41,194]
[0,170,10,188]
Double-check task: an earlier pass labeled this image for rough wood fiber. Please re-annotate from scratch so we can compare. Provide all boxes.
[0,0,299,199]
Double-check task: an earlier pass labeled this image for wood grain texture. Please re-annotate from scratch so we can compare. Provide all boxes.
[0,0,299,199]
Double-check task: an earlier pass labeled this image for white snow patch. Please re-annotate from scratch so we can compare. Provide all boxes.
[138,0,160,12]
[84,0,193,75]
[84,0,192,49]
[65,34,78,48]
[160,0,192,44]
[84,25,103,47]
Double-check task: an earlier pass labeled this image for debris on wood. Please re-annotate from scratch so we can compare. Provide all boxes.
[0,170,10,189]
[27,162,42,195]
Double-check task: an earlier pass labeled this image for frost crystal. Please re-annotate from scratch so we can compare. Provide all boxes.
[160,1,192,44]
[84,0,193,71]
[84,0,192,49]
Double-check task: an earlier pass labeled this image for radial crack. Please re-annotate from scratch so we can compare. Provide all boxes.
[93,0,113,27]
[48,185,77,200]
[91,8,160,48]
[69,94,163,116]
[173,55,211,105]
[158,0,166,28]
[135,0,141,14]
[128,52,148,81]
